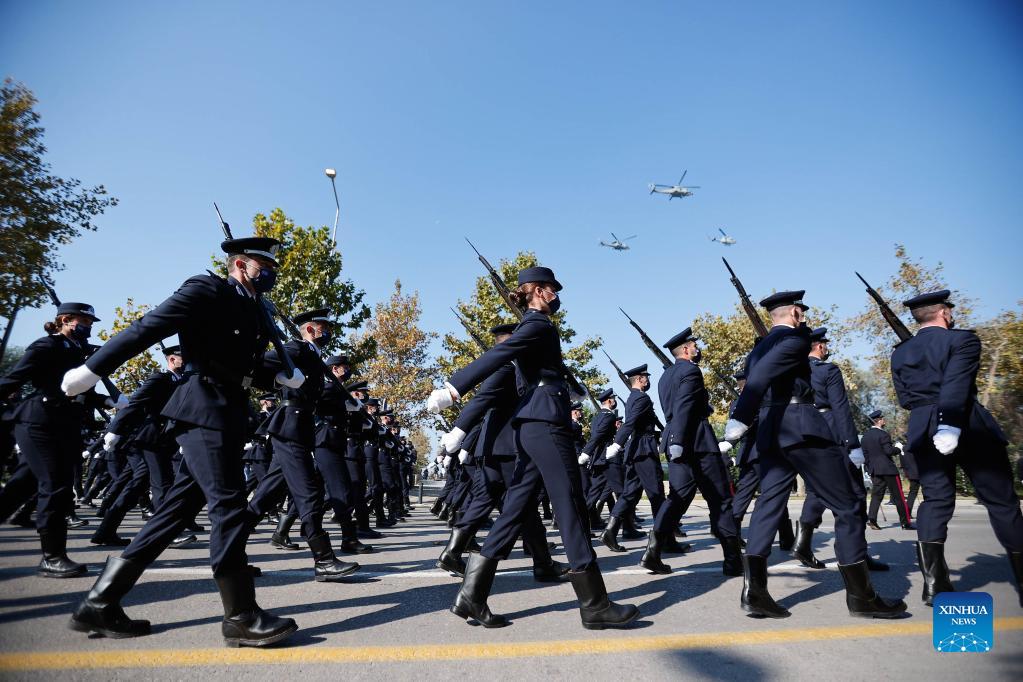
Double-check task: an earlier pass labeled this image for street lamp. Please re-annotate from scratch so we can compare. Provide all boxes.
[325,168,340,246]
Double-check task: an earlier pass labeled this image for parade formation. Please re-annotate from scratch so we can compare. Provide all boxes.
[1,221,1020,651]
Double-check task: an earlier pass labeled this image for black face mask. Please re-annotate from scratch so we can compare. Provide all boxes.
[692,348,703,364]
[546,294,561,314]
[70,324,92,343]
[248,266,277,294]
[313,329,331,348]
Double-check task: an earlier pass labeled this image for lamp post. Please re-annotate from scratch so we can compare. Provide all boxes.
[325,168,340,246]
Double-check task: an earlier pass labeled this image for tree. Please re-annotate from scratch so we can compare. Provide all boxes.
[212,207,373,363]
[97,298,161,395]
[351,280,437,431]
[436,250,607,427]
[0,79,118,357]
[976,306,1023,456]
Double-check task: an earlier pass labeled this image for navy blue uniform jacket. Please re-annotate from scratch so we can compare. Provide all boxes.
[860,426,900,476]
[108,370,182,449]
[454,362,520,459]
[808,357,861,450]
[581,410,618,465]
[658,359,718,456]
[614,389,659,461]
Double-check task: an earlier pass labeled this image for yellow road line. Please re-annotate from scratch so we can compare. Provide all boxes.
[2,617,1021,670]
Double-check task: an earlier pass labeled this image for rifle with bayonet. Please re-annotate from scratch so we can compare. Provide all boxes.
[855,272,912,342]
[722,258,769,339]
[601,348,664,429]
[464,239,599,411]
[619,307,672,369]
[450,307,488,353]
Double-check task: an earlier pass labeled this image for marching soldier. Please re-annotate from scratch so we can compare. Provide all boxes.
[570,402,588,497]
[244,393,277,494]
[66,236,299,646]
[862,410,913,530]
[898,444,920,519]
[725,290,905,619]
[580,389,617,530]
[891,290,1023,606]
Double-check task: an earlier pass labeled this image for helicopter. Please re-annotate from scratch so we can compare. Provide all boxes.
[649,169,700,200]
[708,228,736,246]
[600,232,637,251]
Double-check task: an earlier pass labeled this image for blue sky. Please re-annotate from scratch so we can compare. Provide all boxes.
[3,1,1022,385]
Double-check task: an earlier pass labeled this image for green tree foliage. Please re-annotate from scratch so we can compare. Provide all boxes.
[351,280,437,431]
[0,79,117,323]
[212,207,373,363]
[976,306,1023,456]
[436,250,606,427]
[97,298,160,395]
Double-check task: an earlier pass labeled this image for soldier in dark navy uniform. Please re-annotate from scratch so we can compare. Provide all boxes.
[244,308,359,581]
[345,382,380,539]
[580,389,618,530]
[570,402,588,497]
[244,393,277,494]
[891,290,1023,606]
[429,266,638,630]
[601,365,666,553]
[0,302,116,577]
[792,329,891,571]
[726,291,905,619]
[65,237,299,646]
[642,329,740,575]
[899,444,920,519]
[862,410,913,530]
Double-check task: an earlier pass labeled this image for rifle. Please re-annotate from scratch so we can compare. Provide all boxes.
[855,272,913,342]
[214,203,299,384]
[38,273,122,404]
[465,239,599,411]
[601,348,663,429]
[450,307,488,353]
[722,258,769,338]
[619,307,672,369]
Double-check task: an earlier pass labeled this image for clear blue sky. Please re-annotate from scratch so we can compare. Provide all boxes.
[3,1,1022,381]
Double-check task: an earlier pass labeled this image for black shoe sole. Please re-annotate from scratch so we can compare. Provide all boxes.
[848,608,908,619]
[436,558,466,577]
[581,608,640,630]
[450,604,510,628]
[69,617,151,638]
[793,553,826,569]
[640,561,671,575]
[741,601,791,618]
[224,622,299,648]
[314,565,360,581]
[39,566,87,579]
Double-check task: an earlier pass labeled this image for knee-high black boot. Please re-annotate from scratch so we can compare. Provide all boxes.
[215,568,298,647]
[307,531,359,581]
[570,564,640,630]
[39,526,87,578]
[69,556,150,637]
[451,554,509,628]
[437,526,475,576]
[741,555,789,618]
[640,531,672,574]
[601,516,627,552]
[270,513,299,550]
[522,531,569,582]
[792,522,825,569]
[838,560,907,618]
[917,541,954,606]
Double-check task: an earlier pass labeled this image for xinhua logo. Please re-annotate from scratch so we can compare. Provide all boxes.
[933,592,993,652]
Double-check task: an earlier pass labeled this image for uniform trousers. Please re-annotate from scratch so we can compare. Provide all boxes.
[610,455,665,519]
[12,422,79,533]
[247,436,325,539]
[654,451,737,538]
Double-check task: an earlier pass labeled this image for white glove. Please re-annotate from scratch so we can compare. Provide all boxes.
[243,442,254,451]
[933,425,961,456]
[275,368,306,389]
[82,450,91,460]
[458,449,469,464]
[103,432,120,452]
[893,441,904,451]
[427,384,458,413]
[442,455,452,468]
[62,365,101,396]
[105,394,130,410]
[718,441,733,454]
[606,443,622,460]
[441,427,466,454]
[730,456,737,467]
[723,418,749,442]
[345,398,363,412]
[848,447,866,466]
[578,453,590,465]
[668,444,684,460]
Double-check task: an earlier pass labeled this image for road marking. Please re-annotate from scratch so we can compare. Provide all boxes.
[2,617,1021,670]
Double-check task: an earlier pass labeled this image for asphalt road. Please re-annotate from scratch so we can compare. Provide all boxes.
[0,491,1020,681]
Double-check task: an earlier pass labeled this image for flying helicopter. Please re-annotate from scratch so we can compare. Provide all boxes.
[708,228,736,246]
[649,169,700,200]
[600,232,637,251]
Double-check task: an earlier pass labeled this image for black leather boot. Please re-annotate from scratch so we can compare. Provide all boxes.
[640,532,672,574]
[523,532,569,583]
[466,536,482,553]
[8,502,35,528]
[430,497,444,517]
[1009,552,1023,608]
[67,510,88,528]
[438,503,451,522]
[838,560,907,618]
[720,536,743,577]
[662,534,692,554]
[570,564,640,630]
[307,531,359,581]
[451,554,509,627]
[69,556,150,637]
[741,555,790,618]
[792,522,825,569]
[90,511,131,547]
[621,514,646,540]
[589,507,607,530]
[215,569,298,647]
[375,499,396,528]
[339,519,373,554]
[437,526,474,576]
[917,541,954,606]
[866,555,889,571]
[601,516,627,552]
[170,533,198,549]
[39,527,87,578]
[777,518,795,551]
[270,513,300,550]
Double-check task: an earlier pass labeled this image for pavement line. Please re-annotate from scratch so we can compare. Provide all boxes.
[2,617,1021,670]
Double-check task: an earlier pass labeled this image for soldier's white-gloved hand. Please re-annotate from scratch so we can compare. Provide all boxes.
[427,383,459,413]
[668,444,684,461]
[730,456,737,467]
[82,450,91,460]
[578,453,590,465]
[605,443,622,460]
[62,365,101,396]
[718,441,733,454]
[723,418,749,442]
[441,427,466,454]
[893,441,904,451]
[457,449,469,464]
[345,398,363,412]
[933,425,961,456]
[275,368,305,389]
[848,447,866,466]
[442,455,452,468]
[103,432,120,452]
[243,442,254,451]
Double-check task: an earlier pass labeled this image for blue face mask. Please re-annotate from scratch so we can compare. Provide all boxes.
[71,324,92,343]
[250,266,277,294]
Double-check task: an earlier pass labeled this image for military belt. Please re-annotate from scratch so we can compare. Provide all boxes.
[767,396,814,407]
